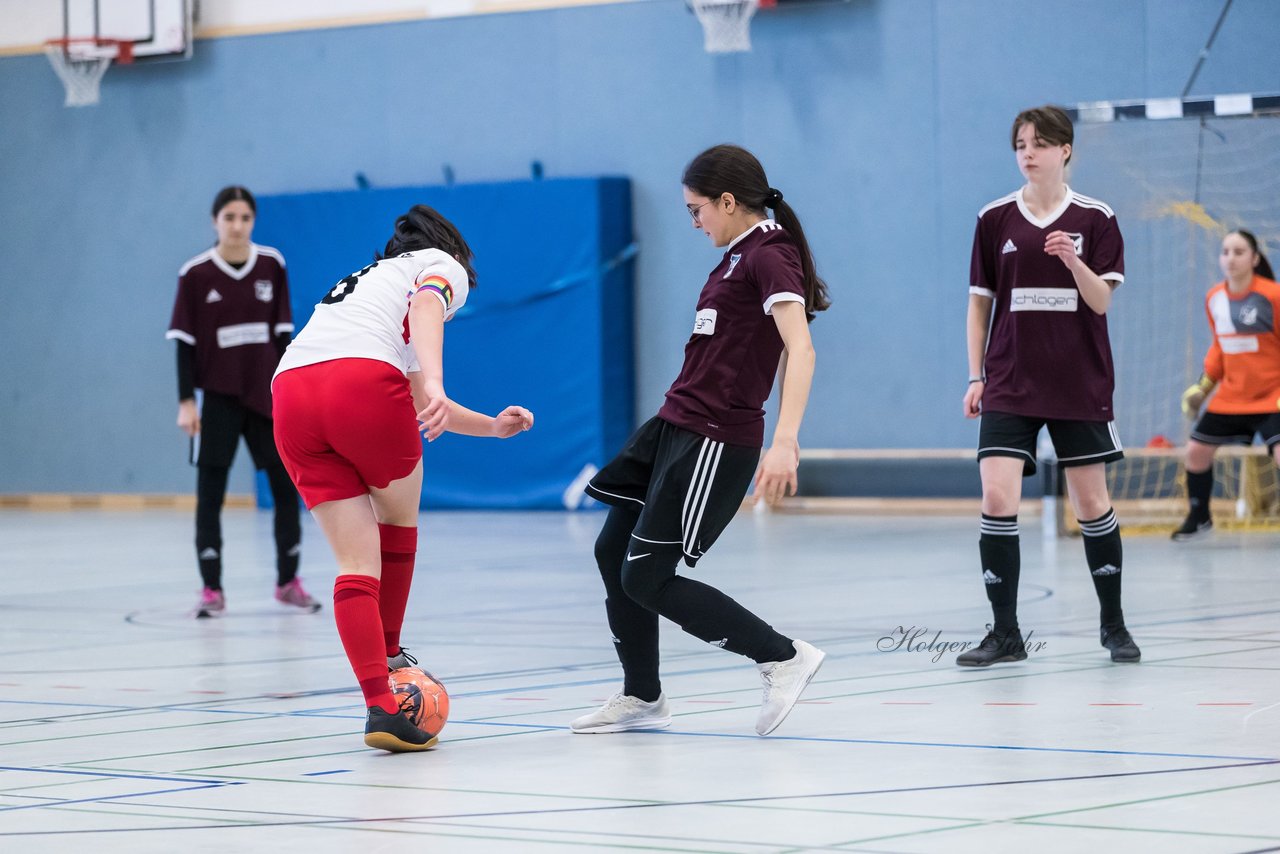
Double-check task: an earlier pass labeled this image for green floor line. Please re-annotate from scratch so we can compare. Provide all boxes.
[1019,818,1280,842]
[1013,774,1280,821]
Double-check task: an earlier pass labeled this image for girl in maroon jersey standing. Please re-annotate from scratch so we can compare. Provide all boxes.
[572,144,830,737]
[167,186,316,618]
[961,105,1140,666]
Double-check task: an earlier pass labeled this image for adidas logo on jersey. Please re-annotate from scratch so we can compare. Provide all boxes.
[982,569,1001,584]
[1092,564,1120,576]
[206,289,223,303]
[711,638,728,648]
[1001,239,1017,255]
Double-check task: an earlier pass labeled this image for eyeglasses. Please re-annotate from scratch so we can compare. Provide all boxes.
[686,200,715,223]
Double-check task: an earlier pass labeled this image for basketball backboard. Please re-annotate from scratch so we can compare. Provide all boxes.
[61,0,192,61]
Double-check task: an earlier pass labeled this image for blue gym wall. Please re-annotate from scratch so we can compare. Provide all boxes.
[2,0,1279,495]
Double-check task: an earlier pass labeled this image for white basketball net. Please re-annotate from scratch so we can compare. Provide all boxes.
[44,44,113,107]
[691,0,758,53]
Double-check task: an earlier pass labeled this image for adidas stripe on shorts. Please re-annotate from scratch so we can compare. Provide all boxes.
[585,416,759,567]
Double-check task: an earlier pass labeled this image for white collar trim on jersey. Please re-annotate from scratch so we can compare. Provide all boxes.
[726,218,776,252]
[209,243,260,280]
[1015,185,1073,229]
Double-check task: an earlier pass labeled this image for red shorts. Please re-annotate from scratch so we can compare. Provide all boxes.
[272,358,422,509]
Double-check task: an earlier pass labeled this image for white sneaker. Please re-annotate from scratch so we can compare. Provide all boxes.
[570,692,671,733]
[755,640,825,736]
[387,648,417,671]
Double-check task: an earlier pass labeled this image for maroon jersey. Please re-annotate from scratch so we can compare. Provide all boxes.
[166,244,293,418]
[970,187,1125,421]
[658,220,806,447]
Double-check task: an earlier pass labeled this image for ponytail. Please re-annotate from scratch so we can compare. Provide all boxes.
[379,204,477,289]
[682,145,830,320]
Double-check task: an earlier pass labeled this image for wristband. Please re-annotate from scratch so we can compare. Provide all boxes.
[967,377,985,384]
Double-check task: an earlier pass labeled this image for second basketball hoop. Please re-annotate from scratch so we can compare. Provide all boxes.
[43,38,134,107]
[691,0,773,54]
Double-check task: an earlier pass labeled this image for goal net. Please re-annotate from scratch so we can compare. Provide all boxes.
[1064,114,1280,533]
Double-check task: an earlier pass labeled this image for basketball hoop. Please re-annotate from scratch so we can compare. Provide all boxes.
[43,38,134,107]
[691,0,766,53]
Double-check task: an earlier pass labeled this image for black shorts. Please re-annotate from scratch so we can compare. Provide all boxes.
[978,410,1123,477]
[1191,411,1280,450]
[585,416,758,567]
[195,390,283,469]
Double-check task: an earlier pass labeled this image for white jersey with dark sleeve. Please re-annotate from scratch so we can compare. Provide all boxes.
[274,248,469,379]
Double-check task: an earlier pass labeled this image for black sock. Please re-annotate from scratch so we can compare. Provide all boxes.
[979,514,1020,633]
[1186,468,1213,521]
[266,465,302,586]
[594,508,661,701]
[1080,508,1124,626]
[195,465,229,590]
[621,548,794,665]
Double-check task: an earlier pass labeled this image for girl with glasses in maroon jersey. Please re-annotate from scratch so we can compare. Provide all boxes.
[961,105,1140,667]
[573,144,831,737]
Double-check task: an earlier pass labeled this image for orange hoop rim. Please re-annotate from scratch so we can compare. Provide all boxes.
[44,37,135,64]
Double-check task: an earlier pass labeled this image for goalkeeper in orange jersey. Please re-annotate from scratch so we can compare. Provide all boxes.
[1174,229,1280,540]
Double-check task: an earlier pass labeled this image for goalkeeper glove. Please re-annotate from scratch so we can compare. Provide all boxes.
[1181,374,1216,420]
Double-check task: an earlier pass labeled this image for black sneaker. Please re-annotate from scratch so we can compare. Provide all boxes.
[956,627,1028,667]
[1171,514,1212,541]
[1101,625,1141,663]
[364,705,438,752]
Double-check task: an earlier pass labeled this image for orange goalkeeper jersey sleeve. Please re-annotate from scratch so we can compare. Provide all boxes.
[1203,275,1280,414]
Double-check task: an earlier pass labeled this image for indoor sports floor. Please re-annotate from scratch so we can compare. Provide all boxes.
[2,507,1278,852]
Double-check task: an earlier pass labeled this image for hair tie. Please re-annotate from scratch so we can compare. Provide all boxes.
[767,188,783,206]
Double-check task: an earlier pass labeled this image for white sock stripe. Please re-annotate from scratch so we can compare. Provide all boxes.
[687,441,724,553]
[980,527,1020,536]
[1080,509,1119,535]
[681,438,712,536]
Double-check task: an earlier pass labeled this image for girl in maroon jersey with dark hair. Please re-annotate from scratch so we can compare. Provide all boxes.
[167,186,315,618]
[960,105,1140,667]
[573,144,830,738]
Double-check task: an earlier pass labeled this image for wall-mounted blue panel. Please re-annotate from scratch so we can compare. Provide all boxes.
[253,178,634,509]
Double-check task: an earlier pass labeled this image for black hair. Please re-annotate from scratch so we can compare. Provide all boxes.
[1011,105,1074,165]
[379,204,477,289]
[211,185,256,218]
[1229,229,1275,280]
[682,144,829,320]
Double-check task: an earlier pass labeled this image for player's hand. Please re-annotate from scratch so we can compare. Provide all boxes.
[752,440,799,507]
[416,382,451,441]
[177,399,200,437]
[963,380,984,419]
[1181,375,1215,420]
[492,406,534,438]
[1044,230,1083,270]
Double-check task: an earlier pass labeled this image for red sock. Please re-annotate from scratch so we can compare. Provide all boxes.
[378,524,418,657]
[332,574,397,714]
